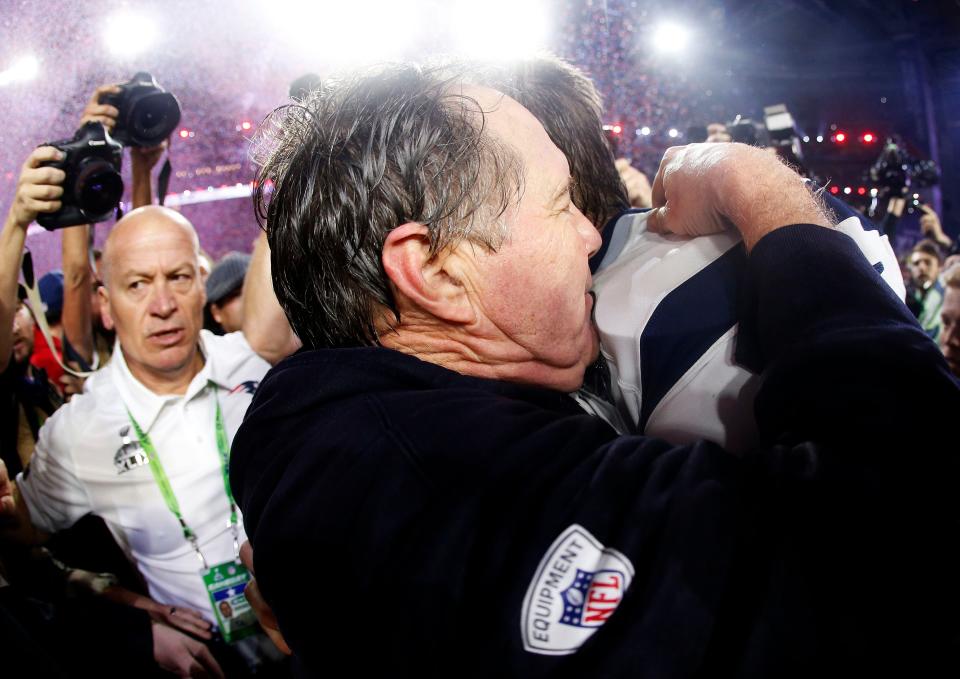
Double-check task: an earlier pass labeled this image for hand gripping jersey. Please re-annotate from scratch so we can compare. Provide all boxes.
[591,210,904,451]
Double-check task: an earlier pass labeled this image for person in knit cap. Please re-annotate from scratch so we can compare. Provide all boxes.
[205,251,251,334]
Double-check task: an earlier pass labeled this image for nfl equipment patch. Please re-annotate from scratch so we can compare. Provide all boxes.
[521,524,634,655]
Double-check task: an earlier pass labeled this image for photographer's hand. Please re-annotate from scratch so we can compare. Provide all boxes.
[920,204,952,249]
[615,158,653,209]
[131,139,168,209]
[80,84,121,132]
[1,146,66,371]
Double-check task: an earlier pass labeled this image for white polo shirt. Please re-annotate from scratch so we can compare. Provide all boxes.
[17,330,271,622]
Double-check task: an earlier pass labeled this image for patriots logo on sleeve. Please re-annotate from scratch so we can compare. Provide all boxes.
[229,381,259,396]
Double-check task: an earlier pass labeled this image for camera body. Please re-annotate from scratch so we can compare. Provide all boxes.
[37,122,124,230]
[869,137,941,194]
[100,72,181,147]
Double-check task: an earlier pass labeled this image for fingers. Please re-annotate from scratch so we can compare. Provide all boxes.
[169,606,213,640]
[89,84,121,106]
[244,578,292,654]
[80,115,117,131]
[239,540,254,572]
[190,643,225,679]
[24,146,64,169]
[919,203,936,216]
[0,460,16,516]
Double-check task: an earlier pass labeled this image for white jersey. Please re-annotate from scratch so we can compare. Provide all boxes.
[591,211,903,451]
[17,330,271,622]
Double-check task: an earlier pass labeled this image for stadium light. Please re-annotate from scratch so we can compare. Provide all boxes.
[452,0,548,60]
[104,11,159,58]
[668,128,679,138]
[653,22,691,54]
[639,126,651,136]
[0,55,39,87]
[268,0,424,63]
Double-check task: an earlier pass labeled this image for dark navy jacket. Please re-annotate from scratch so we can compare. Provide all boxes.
[232,225,960,677]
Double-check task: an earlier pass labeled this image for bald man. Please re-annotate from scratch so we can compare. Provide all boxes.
[0,180,297,675]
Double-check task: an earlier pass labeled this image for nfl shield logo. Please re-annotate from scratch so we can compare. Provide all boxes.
[521,524,634,656]
[560,568,626,628]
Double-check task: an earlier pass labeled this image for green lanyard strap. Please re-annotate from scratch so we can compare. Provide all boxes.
[126,385,237,570]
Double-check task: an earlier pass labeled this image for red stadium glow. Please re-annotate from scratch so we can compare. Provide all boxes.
[829,186,840,194]
[835,132,846,143]
[863,132,875,143]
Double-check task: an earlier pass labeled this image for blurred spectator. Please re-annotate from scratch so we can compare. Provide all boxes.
[919,203,958,257]
[908,239,945,340]
[706,122,732,142]
[30,270,66,390]
[205,251,251,334]
[614,158,653,209]
[1,288,62,478]
[940,263,960,377]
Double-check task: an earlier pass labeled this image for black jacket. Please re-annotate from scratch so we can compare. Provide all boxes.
[232,225,960,677]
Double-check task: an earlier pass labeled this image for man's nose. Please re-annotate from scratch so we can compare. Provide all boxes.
[575,209,603,258]
[148,283,177,317]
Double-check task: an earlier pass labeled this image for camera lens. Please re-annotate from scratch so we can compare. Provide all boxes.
[75,159,123,217]
[129,92,181,146]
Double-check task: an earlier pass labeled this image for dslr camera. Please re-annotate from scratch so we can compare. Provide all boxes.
[37,122,124,230]
[100,72,181,147]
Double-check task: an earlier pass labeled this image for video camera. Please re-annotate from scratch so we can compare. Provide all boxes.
[37,122,123,230]
[869,136,940,195]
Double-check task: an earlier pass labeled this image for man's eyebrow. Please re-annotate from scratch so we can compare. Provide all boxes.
[550,176,575,206]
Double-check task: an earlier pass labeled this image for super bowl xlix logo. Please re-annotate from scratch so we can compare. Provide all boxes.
[521,524,634,655]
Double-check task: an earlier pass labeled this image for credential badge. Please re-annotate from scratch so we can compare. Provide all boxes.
[521,524,634,656]
[113,425,149,474]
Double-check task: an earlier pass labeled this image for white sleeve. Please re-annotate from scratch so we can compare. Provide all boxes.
[835,216,907,302]
[16,408,93,534]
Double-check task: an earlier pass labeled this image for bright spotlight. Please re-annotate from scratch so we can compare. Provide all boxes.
[0,55,39,87]
[270,0,422,64]
[104,11,159,58]
[639,126,651,136]
[843,187,852,195]
[653,22,691,54]
[816,135,824,143]
[668,128,679,138]
[453,0,548,60]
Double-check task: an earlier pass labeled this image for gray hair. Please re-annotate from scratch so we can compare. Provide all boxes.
[253,62,524,349]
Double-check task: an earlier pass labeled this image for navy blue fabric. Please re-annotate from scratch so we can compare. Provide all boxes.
[821,190,882,234]
[589,208,649,274]
[232,225,960,678]
[637,242,746,430]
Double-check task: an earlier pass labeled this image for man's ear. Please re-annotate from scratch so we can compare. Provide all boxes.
[98,286,115,331]
[381,223,474,324]
[210,302,223,325]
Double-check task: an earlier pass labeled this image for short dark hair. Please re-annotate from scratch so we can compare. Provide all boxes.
[476,56,629,228]
[253,63,523,349]
[912,238,944,263]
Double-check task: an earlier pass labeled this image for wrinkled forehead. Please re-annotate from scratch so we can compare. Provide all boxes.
[105,218,200,283]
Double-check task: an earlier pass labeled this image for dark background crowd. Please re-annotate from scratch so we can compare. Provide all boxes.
[1,0,959,677]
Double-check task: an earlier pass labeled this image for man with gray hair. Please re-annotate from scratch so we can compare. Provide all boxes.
[232,63,959,676]
[1,179,297,675]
